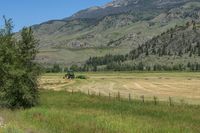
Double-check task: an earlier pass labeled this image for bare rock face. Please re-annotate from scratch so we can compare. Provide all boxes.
[68,40,88,48]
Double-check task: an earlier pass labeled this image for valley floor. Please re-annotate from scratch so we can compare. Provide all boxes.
[40,72,200,105]
[0,72,200,133]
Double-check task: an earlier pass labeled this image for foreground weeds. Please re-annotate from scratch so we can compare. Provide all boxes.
[0,90,199,133]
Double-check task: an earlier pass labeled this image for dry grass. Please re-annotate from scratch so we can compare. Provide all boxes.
[39,72,200,104]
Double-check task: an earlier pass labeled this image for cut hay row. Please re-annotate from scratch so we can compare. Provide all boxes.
[39,72,200,105]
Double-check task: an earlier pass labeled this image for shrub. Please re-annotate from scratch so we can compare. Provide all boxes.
[76,75,87,79]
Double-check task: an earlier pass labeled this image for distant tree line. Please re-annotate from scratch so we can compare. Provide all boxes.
[105,62,200,71]
[45,60,200,73]
[45,64,82,73]
[83,59,200,72]
[86,54,127,66]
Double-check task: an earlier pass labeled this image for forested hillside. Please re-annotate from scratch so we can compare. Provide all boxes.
[84,22,200,71]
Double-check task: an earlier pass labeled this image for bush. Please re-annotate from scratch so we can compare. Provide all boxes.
[76,75,87,79]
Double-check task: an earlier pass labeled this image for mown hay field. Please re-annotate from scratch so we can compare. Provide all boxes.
[39,72,200,105]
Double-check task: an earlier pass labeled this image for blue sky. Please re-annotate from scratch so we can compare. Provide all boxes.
[0,0,111,31]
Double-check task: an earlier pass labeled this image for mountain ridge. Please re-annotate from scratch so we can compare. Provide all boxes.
[26,0,200,66]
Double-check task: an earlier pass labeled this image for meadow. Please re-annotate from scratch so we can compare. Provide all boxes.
[40,72,200,104]
[0,72,200,133]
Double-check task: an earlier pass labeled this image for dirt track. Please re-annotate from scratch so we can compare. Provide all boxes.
[39,72,200,104]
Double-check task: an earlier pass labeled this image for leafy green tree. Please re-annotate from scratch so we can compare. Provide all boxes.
[64,67,68,72]
[70,64,79,72]
[0,17,41,109]
[52,64,61,73]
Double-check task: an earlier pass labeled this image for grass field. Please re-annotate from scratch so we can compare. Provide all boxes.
[0,72,200,133]
[0,91,200,133]
[39,72,200,104]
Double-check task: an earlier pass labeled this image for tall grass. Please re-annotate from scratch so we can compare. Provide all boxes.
[0,90,199,133]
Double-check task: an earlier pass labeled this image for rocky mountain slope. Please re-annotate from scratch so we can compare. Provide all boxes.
[85,22,200,71]
[28,0,200,66]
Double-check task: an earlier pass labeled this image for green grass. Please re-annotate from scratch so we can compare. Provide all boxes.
[0,90,200,133]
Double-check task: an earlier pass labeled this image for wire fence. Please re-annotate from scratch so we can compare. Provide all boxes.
[69,89,200,106]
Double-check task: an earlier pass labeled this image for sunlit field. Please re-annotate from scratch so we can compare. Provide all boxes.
[39,72,200,104]
[0,90,200,133]
[0,72,200,133]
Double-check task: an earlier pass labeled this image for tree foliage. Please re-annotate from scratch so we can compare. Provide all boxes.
[0,17,41,109]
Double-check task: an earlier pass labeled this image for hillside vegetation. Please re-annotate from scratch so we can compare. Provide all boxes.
[20,0,200,65]
[84,22,200,71]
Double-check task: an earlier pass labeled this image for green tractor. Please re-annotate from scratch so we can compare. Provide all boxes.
[65,70,75,79]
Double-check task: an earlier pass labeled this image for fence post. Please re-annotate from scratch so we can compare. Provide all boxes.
[169,97,173,106]
[153,96,158,105]
[129,93,131,102]
[99,92,101,97]
[118,91,120,100]
[141,95,144,103]
[88,90,90,95]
